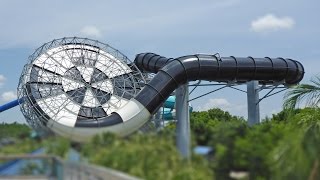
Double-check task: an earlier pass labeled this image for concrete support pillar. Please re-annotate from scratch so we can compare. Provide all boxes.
[175,83,190,159]
[247,81,260,125]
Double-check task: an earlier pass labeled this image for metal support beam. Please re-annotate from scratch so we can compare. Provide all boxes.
[176,83,190,159]
[0,99,21,113]
[247,81,260,125]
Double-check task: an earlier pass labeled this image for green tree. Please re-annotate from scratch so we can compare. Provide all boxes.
[189,108,245,145]
[45,136,71,158]
[271,108,320,180]
[83,132,213,180]
[0,122,30,139]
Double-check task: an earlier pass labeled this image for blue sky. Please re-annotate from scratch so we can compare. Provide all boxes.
[0,0,319,123]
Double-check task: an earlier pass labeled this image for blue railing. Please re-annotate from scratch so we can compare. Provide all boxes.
[0,98,24,113]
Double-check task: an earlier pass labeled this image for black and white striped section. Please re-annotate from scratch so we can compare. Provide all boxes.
[44,98,150,141]
[24,44,134,131]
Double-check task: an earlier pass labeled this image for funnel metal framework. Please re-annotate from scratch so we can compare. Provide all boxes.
[17,37,146,135]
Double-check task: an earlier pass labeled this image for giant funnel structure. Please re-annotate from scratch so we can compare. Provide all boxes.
[15,37,304,142]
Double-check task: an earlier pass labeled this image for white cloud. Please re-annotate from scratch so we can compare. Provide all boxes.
[0,0,241,48]
[1,91,17,102]
[201,98,232,110]
[196,98,247,117]
[251,14,295,33]
[0,74,6,87]
[80,26,102,38]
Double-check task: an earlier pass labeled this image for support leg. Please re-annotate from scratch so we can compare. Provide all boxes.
[247,81,260,125]
[176,83,190,158]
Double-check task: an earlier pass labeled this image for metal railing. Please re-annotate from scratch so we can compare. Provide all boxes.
[0,154,140,180]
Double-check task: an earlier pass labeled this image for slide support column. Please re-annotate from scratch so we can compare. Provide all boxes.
[247,81,260,125]
[176,83,190,159]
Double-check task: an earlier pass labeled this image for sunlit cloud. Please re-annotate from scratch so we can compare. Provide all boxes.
[251,14,295,33]
[196,98,246,117]
[1,91,17,102]
[80,26,102,38]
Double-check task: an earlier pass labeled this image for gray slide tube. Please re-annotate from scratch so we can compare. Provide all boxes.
[134,53,304,114]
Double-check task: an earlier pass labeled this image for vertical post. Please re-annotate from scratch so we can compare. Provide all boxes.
[176,83,190,158]
[247,81,260,125]
[52,157,64,180]
[154,109,161,129]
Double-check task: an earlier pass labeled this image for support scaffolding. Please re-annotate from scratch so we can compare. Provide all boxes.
[171,81,289,158]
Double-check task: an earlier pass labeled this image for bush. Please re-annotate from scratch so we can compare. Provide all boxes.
[82,133,213,180]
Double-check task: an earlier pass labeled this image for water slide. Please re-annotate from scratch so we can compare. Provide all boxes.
[160,96,192,120]
[45,52,304,141]
[0,39,304,141]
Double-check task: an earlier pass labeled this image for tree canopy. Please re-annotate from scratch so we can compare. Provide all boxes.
[2,106,320,179]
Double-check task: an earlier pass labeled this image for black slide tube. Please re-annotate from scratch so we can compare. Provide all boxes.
[64,52,303,128]
[134,53,304,114]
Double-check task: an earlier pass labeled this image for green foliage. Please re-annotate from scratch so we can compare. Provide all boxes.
[283,76,320,109]
[3,107,320,179]
[0,122,30,139]
[0,123,41,156]
[82,133,213,180]
[189,108,245,145]
[267,108,299,122]
[271,108,320,180]
[186,108,320,179]
[206,120,249,179]
[231,121,289,179]
[45,136,71,158]
[20,161,46,175]
[0,139,42,155]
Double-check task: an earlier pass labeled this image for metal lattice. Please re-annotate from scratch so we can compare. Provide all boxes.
[17,37,145,132]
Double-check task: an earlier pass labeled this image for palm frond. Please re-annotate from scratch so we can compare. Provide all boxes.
[283,77,320,109]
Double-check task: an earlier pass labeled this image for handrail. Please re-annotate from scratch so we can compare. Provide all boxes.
[0,154,140,180]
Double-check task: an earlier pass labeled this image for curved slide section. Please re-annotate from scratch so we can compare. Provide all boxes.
[164,96,176,109]
[133,53,304,114]
[51,52,303,142]
[161,96,193,120]
[160,108,176,120]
